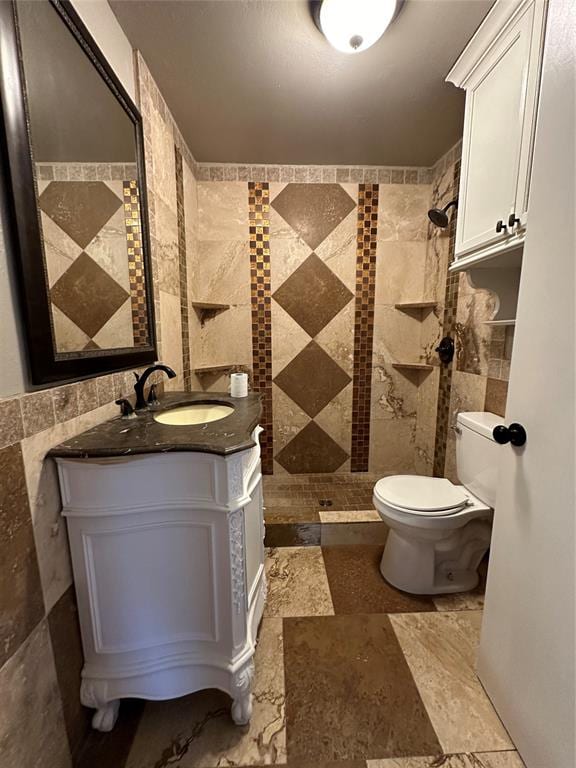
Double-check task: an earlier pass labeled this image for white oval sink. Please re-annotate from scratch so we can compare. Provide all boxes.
[154,403,234,426]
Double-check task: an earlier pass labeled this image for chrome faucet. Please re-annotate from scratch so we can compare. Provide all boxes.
[133,364,176,410]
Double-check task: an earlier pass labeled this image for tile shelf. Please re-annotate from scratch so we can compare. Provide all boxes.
[191,302,230,325]
[391,362,434,372]
[191,364,237,376]
[394,301,437,313]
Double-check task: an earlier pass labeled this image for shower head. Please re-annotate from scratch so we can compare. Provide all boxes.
[428,199,458,228]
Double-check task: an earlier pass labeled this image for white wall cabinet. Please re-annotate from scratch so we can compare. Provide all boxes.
[447,0,547,269]
[55,429,265,732]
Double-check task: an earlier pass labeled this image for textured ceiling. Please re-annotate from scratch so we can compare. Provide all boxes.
[110,0,493,166]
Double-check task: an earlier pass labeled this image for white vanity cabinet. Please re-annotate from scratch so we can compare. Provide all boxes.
[55,429,265,732]
[447,0,547,268]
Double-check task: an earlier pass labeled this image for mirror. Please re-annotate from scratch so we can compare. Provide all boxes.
[0,0,156,384]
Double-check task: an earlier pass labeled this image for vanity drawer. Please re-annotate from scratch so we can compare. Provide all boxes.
[56,452,226,515]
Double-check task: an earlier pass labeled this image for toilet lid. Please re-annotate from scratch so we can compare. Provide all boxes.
[374,476,469,516]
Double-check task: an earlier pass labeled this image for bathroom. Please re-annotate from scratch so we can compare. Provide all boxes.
[0,0,573,766]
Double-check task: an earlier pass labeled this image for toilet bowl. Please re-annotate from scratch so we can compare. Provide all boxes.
[373,411,503,595]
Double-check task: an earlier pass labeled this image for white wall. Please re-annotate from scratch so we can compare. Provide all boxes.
[71,0,135,99]
[0,0,135,396]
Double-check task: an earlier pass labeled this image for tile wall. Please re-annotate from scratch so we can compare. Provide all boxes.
[189,172,434,476]
[0,52,201,766]
[36,162,143,353]
[191,143,515,478]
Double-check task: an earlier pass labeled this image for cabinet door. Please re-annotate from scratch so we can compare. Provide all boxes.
[456,2,535,258]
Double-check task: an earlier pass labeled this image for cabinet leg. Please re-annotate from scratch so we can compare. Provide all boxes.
[91,700,120,732]
[230,658,255,726]
[231,691,253,726]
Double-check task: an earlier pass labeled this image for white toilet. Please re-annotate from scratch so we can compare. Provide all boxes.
[373,411,503,595]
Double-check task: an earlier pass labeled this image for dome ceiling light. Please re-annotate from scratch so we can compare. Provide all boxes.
[316,0,401,55]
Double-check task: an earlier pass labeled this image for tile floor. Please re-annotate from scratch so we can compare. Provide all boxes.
[76,474,521,768]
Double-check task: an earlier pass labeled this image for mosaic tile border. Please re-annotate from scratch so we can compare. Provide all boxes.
[197,163,433,184]
[37,162,138,182]
[351,183,379,472]
[433,160,461,477]
[248,182,274,474]
[123,180,149,347]
[174,147,191,391]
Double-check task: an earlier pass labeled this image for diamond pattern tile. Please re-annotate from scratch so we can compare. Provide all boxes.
[274,340,351,418]
[271,183,356,250]
[51,251,130,338]
[39,181,123,249]
[276,421,349,474]
[273,253,353,338]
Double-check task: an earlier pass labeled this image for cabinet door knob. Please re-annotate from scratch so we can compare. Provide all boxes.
[496,219,508,234]
[493,423,527,447]
[508,213,521,228]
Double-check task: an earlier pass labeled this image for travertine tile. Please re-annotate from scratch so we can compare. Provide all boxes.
[0,443,44,667]
[264,546,334,617]
[271,302,311,377]
[195,239,250,305]
[0,620,72,768]
[377,184,431,241]
[48,586,90,757]
[20,390,56,437]
[320,521,390,546]
[323,545,436,615]
[158,290,183,390]
[197,182,248,240]
[368,751,525,767]
[284,613,441,761]
[390,611,513,754]
[0,397,24,449]
[315,208,357,292]
[53,384,80,423]
[126,618,286,767]
[154,196,180,297]
[375,241,427,304]
[319,509,381,523]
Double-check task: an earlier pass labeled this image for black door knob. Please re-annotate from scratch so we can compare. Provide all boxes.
[496,219,508,234]
[493,423,527,447]
[508,213,521,228]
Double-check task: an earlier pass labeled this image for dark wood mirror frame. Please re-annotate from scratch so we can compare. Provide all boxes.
[0,0,156,386]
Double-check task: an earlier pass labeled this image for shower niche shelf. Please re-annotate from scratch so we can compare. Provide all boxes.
[391,362,434,373]
[394,301,437,314]
[192,302,230,325]
[192,364,237,376]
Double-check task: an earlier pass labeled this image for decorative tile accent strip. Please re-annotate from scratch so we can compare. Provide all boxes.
[174,147,191,390]
[351,183,379,472]
[248,182,273,474]
[123,180,149,347]
[198,163,433,185]
[433,160,461,477]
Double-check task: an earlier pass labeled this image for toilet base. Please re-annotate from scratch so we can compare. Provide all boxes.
[379,519,492,595]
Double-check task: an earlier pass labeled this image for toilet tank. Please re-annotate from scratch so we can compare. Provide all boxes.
[456,411,504,508]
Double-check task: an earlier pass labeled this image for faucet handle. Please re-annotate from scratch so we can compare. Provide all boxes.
[116,398,137,419]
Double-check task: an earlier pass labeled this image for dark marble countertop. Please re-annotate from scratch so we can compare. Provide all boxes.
[48,391,262,459]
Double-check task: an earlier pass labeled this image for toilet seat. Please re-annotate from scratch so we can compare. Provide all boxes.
[374,475,470,517]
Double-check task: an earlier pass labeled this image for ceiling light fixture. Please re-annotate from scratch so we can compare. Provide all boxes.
[317,0,400,55]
